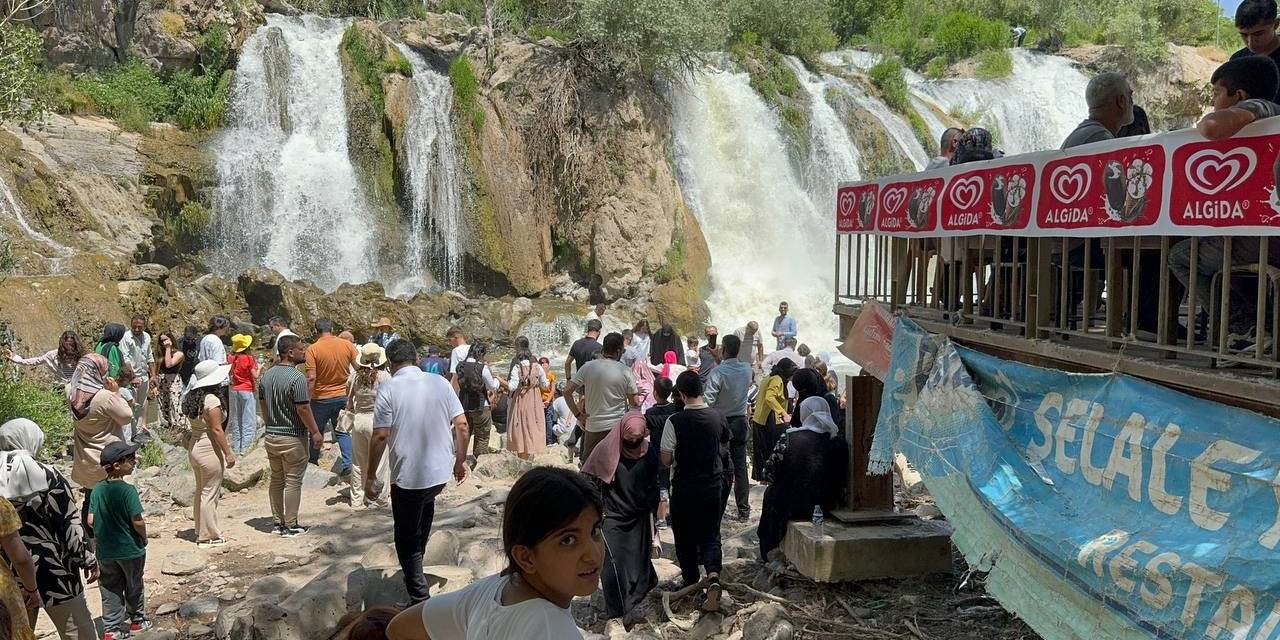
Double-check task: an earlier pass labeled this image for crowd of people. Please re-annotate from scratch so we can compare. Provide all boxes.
[0,299,849,640]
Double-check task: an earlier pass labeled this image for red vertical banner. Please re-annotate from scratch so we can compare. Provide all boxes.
[877,177,943,234]
[940,164,1036,232]
[837,183,880,232]
[1036,144,1165,231]
[1169,134,1280,229]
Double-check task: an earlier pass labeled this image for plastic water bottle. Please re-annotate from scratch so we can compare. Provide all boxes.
[811,505,824,527]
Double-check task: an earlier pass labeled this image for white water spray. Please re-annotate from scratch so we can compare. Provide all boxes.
[210,15,379,291]
[0,175,72,273]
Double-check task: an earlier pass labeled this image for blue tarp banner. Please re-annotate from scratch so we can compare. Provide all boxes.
[873,318,1280,640]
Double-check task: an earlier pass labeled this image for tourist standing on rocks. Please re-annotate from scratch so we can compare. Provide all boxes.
[455,342,501,458]
[305,318,358,473]
[586,302,607,325]
[631,319,652,363]
[772,301,797,350]
[93,323,126,379]
[0,418,98,640]
[549,381,578,445]
[67,353,133,530]
[387,467,603,639]
[751,359,796,482]
[697,326,720,382]
[539,356,557,445]
[119,316,155,444]
[88,441,150,640]
[445,327,469,381]
[181,360,236,547]
[198,316,231,365]
[685,336,701,371]
[227,334,260,455]
[368,318,401,349]
[645,377,679,530]
[650,324,684,367]
[154,332,187,437]
[563,332,640,462]
[4,330,85,385]
[348,343,392,508]
[179,326,201,386]
[566,319,603,381]
[582,410,660,635]
[757,371,848,563]
[506,338,550,460]
[705,335,754,521]
[268,316,296,358]
[660,371,729,610]
[258,335,324,537]
[367,339,468,604]
[418,345,448,376]
[762,337,804,371]
[0,495,39,640]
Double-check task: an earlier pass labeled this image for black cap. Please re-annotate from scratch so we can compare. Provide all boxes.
[100,441,141,466]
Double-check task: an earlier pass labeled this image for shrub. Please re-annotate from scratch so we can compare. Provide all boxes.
[975,48,1012,78]
[727,0,837,59]
[168,201,211,249]
[527,25,572,41]
[0,22,46,122]
[869,56,909,113]
[0,365,73,463]
[40,72,98,115]
[574,0,726,79]
[449,56,485,133]
[933,10,1008,64]
[74,60,172,124]
[924,56,947,79]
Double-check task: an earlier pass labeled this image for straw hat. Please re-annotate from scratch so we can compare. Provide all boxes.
[186,360,231,393]
[231,333,253,353]
[358,342,387,368]
[370,317,393,329]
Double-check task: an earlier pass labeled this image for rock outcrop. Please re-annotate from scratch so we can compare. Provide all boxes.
[14,0,264,73]
[1061,44,1220,131]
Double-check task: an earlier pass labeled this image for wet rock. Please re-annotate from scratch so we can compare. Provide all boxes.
[178,594,221,619]
[160,549,208,576]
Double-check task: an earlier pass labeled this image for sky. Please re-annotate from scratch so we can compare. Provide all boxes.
[1218,0,1243,16]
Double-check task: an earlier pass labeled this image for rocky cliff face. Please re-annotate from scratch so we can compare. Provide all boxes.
[15,0,264,72]
[1062,44,1220,131]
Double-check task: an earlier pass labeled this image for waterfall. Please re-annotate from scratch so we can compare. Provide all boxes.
[671,68,840,355]
[824,48,1091,155]
[393,44,464,297]
[210,15,379,291]
[784,56,864,213]
[0,174,71,273]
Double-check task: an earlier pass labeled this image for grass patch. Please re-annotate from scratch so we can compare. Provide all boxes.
[924,57,948,79]
[654,232,686,283]
[527,25,571,42]
[0,364,73,463]
[869,57,909,113]
[138,441,166,468]
[166,201,210,251]
[341,23,413,113]
[907,108,933,156]
[975,49,1013,79]
[449,56,484,134]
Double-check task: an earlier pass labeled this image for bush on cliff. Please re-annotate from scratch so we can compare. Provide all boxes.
[574,0,726,79]
[0,21,46,123]
[0,364,72,463]
[725,0,837,60]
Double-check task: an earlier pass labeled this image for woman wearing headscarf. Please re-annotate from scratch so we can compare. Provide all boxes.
[179,325,201,387]
[582,410,659,636]
[182,360,236,547]
[93,324,126,379]
[505,338,550,461]
[750,358,796,482]
[756,370,848,562]
[0,419,98,640]
[629,349,655,412]
[67,353,133,519]
[649,350,688,382]
[349,343,391,508]
[648,324,684,367]
[4,331,86,385]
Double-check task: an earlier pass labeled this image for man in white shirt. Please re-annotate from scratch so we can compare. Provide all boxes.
[733,322,765,370]
[199,315,231,364]
[119,315,156,442]
[762,337,804,371]
[561,332,639,462]
[268,316,297,351]
[445,326,469,381]
[367,338,468,604]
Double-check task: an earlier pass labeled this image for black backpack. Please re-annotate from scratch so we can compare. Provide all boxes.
[457,361,488,412]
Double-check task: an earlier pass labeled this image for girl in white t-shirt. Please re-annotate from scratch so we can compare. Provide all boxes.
[387,468,605,640]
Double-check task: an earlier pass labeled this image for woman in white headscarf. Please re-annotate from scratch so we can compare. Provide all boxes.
[755,369,848,563]
[0,419,99,640]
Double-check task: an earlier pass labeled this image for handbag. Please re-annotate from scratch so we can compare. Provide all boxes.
[336,408,355,434]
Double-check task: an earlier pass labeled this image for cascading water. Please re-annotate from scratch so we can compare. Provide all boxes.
[784,56,864,211]
[210,15,379,291]
[671,67,840,354]
[392,44,464,296]
[823,48,1091,155]
[0,174,71,273]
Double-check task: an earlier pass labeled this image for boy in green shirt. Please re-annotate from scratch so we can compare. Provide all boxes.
[88,441,150,640]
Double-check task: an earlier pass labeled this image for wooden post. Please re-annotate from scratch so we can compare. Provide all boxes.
[845,374,894,511]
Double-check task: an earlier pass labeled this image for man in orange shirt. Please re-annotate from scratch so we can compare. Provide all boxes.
[305,318,358,473]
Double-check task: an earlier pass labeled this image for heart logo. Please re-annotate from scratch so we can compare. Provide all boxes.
[949,176,984,210]
[838,191,856,217]
[883,187,907,215]
[1049,163,1092,204]
[1186,148,1256,196]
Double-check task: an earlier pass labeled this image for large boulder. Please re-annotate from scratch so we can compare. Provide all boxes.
[222,445,268,492]
[219,561,367,640]
[384,15,473,70]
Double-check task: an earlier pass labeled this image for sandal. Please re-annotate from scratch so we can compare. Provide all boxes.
[197,538,228,548]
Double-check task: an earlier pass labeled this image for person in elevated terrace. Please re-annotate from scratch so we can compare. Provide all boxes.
[1061,72,1134,149]
[926,127,964,170]
[1170,56,1280,356]
[1230,0,1280,100]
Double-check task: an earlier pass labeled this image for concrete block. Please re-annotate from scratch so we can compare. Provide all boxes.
[782,517,953,582]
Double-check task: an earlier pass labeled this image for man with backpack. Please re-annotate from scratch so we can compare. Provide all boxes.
[454,342,501,458]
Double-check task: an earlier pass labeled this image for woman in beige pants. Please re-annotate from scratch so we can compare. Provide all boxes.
[348,343,391,508]
[181,360,237,546]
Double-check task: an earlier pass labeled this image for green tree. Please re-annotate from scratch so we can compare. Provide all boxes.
[0,21,45,122]
[726,0,838,58]
[574,0,726,78]
[831,0,904,40]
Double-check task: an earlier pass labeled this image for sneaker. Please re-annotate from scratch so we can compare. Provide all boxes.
[737,510,751,521]
[270,523,287,536]
[102,633,122,640]
[129,621,152,633]
[282,525,308,538]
